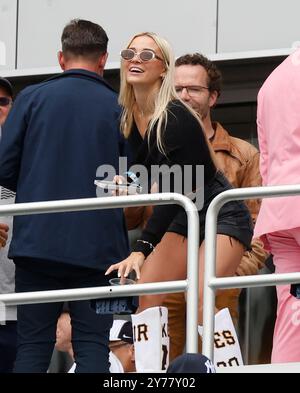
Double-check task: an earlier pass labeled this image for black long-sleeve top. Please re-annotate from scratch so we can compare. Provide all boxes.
[129,100,216,257]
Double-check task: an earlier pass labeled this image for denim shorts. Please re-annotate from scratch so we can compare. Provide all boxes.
[168,171,253,250]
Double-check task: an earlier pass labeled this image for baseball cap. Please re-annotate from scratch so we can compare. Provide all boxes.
[167,353,216,373]
[0,77,13,97]
[109,319,133,344]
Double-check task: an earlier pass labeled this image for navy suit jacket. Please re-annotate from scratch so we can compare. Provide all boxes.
[0,69,129,271]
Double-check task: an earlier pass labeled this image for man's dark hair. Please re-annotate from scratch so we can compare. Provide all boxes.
[175,53,222,97]
[61,19,108,61]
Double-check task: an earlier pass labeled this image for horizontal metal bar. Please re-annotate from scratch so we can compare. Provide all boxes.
[209,272,300,289]
[0,193,188,217]
[211,184,300,206]
[217,362,300,373]
[0,280,187,306]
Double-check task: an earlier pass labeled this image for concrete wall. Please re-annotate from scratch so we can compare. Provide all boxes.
[0,0,299,72]
[0,0,17,70]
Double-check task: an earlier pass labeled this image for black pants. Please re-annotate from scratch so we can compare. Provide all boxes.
[14,258,112,373]
[0,321,17,372]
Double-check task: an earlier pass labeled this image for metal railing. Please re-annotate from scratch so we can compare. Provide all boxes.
[202,184,300,361]
[0,193,200,353]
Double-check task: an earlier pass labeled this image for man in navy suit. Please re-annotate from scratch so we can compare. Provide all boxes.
[0,19,129,373]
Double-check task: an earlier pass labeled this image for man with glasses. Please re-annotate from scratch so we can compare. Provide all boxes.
[0,20,129,373]
[0,77,15,373]
[164,53,268,359]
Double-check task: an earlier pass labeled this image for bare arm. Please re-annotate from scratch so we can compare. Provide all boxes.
[0,223,9,248]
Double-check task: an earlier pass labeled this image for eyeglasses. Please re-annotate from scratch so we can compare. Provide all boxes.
[0,97,12,107]
[175,85,210,97]
[120,48,163,62]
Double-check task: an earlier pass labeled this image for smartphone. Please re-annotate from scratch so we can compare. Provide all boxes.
[94,180,142,194]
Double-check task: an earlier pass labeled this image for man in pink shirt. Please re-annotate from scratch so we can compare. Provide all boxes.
[255,49,300,363]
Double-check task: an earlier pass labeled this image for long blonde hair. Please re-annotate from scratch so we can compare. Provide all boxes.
[119,32,218,164]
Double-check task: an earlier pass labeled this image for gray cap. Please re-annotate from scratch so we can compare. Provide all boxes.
[0,77,13,97]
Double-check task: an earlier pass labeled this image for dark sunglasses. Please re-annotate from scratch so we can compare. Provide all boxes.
[120,48,163,62]
[0,97,12,107]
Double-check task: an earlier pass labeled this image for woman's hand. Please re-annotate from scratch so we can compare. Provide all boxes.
[0,223,9,248]
[105,252,145,280]
[111,175,128,196]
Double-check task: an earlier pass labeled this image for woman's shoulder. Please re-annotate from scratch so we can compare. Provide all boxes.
[166,100,202,133]
[162,100,205,150]
[167,100,198,124]
[167,99,189,115]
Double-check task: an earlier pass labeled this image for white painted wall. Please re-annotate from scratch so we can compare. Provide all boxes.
[0,0,17,70]
[2,0,300,73]
[17,0,217,69]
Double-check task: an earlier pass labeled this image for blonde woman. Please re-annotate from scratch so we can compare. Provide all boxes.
[106,32,253,323]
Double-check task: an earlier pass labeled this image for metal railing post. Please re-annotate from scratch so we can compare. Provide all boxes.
[202,193,222,361]
[184,199,199,353]
[202,184,300,362]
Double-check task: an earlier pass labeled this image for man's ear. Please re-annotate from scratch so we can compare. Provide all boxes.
[99,52,108,70]
[209,90,218,108]
[57,51,66,70]
[160,67,167,79]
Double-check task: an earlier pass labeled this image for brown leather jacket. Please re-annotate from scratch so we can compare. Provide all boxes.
[125,122,268,317]
[211,122,268,277]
